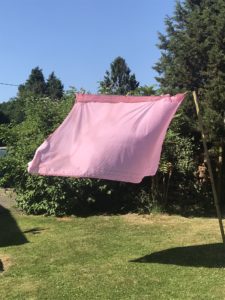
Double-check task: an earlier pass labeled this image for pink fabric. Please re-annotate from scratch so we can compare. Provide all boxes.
[28,93,185,183]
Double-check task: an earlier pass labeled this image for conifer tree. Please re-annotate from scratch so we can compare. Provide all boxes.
[18,67,46,98]
[46,72,64,100]
[98,56,139,95]
[154,0,225,203]
[154,0,225,141]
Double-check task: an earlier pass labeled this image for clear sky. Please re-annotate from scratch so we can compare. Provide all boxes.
[0,0,176,102]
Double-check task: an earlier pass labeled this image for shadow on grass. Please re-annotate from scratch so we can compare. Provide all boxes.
[0,205,28,247]
[130,243,225,268]
[23,227,46,235]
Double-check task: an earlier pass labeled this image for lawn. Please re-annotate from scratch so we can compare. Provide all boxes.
[1,207,225,300]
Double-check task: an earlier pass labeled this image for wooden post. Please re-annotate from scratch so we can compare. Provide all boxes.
[193,91,225,245]
[218,143,222,205]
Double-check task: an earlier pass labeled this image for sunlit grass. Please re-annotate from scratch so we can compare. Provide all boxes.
[1,210,225,299]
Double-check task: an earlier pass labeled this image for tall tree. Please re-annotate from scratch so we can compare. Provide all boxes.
[46,72,64,100]
[18,67,46,98]
[98,56,139,95]
[154,0,225,140]
[154,0,225,203]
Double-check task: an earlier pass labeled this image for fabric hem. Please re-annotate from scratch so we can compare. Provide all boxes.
[28,167,157,183]
[76,93,185,104]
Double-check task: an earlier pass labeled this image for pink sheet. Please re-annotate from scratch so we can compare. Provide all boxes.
[28,93,185,183]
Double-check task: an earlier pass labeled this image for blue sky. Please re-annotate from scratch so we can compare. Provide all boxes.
[0,0,175,102]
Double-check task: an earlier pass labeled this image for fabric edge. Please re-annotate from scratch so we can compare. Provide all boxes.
[76,93,175,103]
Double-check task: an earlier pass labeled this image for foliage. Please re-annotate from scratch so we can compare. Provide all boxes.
[0,93,132,215]
[18,67,46,98]
[136,128,199,213]
[98,56,139,95]
[46,72,64,100]
[0,95,75,215]
[18,67,64,101]
[154,0,225,205]
[0,68,64,127]
[0,98,25,124]
[0,91,194,215]
[128,84,156,96]
[0,110,9,124]
[154,0,225,139]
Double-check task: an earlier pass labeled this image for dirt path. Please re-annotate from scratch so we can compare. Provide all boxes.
[0,189,16,210]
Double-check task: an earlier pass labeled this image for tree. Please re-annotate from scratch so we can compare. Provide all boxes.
[128,85,156,96]
[98,56,139,95]
[18,67,46,98]
[154,0,225,204]
[154,0,225,139]
[46,72,64,100]
[0,98,25,124]
[0,110,9,124]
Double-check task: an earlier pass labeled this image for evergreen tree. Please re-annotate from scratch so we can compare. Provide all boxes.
[154,0,225,140]
[98,56,139,95]
[18,67,46,98]
[154,0,225,203]
[46,72,64,101]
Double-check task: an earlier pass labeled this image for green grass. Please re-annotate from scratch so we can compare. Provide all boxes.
[1,209,225,300]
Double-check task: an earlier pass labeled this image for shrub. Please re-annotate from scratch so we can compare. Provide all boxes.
[0,94,213,216]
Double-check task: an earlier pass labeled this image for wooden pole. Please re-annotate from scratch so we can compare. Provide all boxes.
[218,143,222,205]
[192,91,225,245]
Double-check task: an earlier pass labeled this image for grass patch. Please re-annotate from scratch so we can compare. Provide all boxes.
[1,209,225,299]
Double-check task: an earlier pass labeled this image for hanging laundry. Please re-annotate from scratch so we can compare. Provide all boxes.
[28,93,185,183]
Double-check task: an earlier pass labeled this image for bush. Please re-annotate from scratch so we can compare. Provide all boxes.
[0,93,213,216]
[0,94,137,215]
